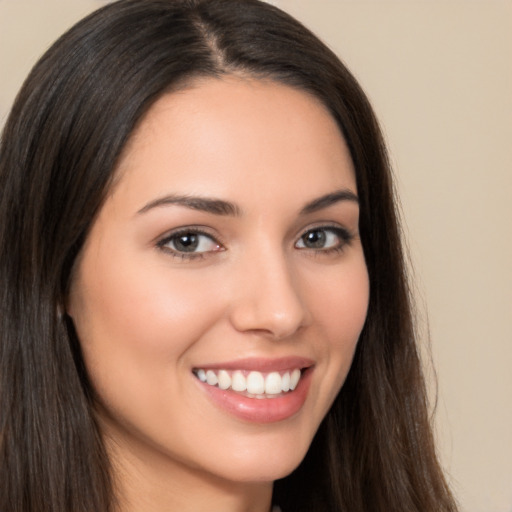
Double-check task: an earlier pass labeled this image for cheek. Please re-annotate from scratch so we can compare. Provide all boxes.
[311,256,369,344]
[69,253,233,452]
[307,257,369,403]
[76,257,216,344]
[68,248,226,402]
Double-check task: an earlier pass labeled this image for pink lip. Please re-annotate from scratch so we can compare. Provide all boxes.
[194,356,314,373]
[194,358,314,424]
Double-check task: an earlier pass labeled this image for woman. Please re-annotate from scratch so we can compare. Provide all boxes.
[0,0,458,511]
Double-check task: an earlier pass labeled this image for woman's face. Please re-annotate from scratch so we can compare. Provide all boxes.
[68,77,369,485]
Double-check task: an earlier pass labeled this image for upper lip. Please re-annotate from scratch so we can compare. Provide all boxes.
[193,356,314,373]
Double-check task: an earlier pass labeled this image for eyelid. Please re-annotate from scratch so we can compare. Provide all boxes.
[154,222,355,261]
[156,226,225,260]
[296,222,353,239]
[294,223,355,251]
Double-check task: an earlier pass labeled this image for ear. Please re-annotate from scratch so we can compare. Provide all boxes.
[62,254,83,320]
[63,292,76,320]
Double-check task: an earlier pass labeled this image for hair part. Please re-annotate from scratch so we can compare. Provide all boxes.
[0,1,458,510]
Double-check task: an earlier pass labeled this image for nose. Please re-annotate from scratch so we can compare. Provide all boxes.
[228,250,308,340]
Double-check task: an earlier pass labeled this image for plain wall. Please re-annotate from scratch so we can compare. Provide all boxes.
[1,1,511,511]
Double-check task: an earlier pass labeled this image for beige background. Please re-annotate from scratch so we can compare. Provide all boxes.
[1,1,511,511]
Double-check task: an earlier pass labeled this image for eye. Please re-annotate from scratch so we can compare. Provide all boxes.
[295,226,352,252]
[157,229,222,258]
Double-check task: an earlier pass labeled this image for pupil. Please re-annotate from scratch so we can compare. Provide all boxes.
[305,230,325,248]
[175,233,198,252]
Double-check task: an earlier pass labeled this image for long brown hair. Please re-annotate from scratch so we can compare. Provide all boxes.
[0,1,458,510]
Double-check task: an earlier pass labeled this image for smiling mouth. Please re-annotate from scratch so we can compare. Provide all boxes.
[193,368,303,398]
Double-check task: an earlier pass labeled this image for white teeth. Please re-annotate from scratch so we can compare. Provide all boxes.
[217,370,231,390]
[195,368,303,396]
[264,372,282,394]
[206,370,218,386]
[281,372,290,392]
[290,369,301,390]
[247,371,265,394]
[231,370,247,392]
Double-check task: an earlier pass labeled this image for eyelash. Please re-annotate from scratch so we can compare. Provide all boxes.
[296,225,354,256]
[156,225,354,261]
[157,228,222,261]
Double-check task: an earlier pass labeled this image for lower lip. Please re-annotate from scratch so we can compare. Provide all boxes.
[197,368,313,423]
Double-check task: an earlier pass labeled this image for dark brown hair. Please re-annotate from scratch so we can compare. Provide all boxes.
[0,1,458,510]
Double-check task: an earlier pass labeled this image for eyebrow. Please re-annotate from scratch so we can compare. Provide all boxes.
[137,194,242,216]
[137,188,358,217]
[299,189,359,215]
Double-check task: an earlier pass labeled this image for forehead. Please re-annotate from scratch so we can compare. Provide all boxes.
[112,77,356,211]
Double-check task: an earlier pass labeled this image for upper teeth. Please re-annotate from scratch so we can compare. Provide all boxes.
[195,368,302,395]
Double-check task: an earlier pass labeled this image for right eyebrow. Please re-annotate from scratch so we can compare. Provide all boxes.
[136,194,242,217]
[299,189,359,215]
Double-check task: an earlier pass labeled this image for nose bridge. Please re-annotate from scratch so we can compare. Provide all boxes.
[228,240,307,339]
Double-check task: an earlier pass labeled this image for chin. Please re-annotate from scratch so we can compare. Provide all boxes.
[200,430,313,484]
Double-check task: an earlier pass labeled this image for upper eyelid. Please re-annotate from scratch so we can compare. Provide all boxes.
[155,222,354,250]
[296,225,353,242]
[156,229,223,261]
[156,226,223,245]
[295,222,353,239]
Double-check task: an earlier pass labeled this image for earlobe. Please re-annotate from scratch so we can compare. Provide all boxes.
[58,302,73,321]
[61,291,76,320]
[63,300,76,320]
[64,270,80,320]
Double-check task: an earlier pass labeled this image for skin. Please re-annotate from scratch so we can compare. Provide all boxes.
[68,77,369,512]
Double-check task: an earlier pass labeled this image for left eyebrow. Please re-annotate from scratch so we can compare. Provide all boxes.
[299,189,359,215]
[136,194,242,216]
